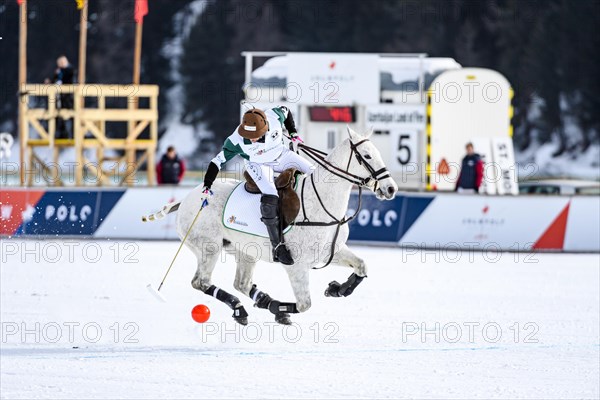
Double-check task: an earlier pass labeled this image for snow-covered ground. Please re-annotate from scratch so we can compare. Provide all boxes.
[1,240,598,399]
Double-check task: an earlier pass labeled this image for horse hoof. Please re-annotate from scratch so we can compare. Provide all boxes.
[324,281,341,297]
[233,306,249,325]
[275,312,292,325]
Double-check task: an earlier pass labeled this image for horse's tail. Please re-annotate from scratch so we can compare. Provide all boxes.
[141,202,181,222]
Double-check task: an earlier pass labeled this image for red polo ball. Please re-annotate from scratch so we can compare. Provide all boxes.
[191,304,211,323]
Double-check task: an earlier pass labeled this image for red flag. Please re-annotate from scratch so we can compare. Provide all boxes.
[134,0,148,23]
[17,0,24,5]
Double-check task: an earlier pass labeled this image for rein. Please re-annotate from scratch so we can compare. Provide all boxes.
[290,139,391,269]
[296,140,391,189]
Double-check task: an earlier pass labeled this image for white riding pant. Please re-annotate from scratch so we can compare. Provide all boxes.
[245,148,314,196]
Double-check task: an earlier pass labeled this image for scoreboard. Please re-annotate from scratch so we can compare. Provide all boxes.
[308,106,356,123]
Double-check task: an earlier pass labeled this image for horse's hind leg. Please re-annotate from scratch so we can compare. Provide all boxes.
[233,256,299,325]
[191,239,249,325]
[325,244,367,298]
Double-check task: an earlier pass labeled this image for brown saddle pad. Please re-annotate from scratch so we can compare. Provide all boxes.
[243,168,300,229]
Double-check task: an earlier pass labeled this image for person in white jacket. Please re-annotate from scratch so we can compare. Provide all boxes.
[201,106,313,265]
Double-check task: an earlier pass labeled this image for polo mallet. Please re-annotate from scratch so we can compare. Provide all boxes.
[146,198,209,302]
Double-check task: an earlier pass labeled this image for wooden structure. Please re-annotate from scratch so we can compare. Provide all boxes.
[19,84,159,186]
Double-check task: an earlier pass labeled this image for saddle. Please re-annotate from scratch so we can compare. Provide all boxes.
[243,168,300,229]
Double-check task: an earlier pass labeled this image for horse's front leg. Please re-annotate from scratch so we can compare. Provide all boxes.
[283,263,312,313]
[325,245,367,298]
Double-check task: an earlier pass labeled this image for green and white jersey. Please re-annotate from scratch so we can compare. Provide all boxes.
[211,107,290,169]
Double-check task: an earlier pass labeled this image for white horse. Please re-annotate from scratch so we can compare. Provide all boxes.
[154,127,398,325]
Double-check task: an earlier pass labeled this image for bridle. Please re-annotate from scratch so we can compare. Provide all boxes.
[290,137,393,268]
[299,138,392,191]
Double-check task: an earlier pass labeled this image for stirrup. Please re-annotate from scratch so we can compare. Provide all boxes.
[273,242,285,251]
[273,242,294,265]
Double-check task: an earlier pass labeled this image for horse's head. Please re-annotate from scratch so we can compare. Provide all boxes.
[344,126,398,200]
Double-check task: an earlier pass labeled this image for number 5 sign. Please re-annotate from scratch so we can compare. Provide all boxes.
[391,131,417,170]
[365,105,425,174]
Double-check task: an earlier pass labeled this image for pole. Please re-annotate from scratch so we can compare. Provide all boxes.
[18,0,27,186]
[133,20,143,86]
[244,53,253,88]
[75,1,88,184]
[128,19,143,185]
[78,0,88,85]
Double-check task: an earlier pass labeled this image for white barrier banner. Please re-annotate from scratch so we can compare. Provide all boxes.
[95,187,190,240]
[564,197,600,251]
[400,195,570,250]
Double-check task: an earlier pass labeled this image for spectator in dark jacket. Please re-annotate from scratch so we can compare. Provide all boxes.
[456,142,484,193]
[156,146,186,184]
[53,56,75,86]
[46,55,75,139]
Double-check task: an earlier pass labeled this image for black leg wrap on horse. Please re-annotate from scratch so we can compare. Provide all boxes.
[204,285,241,310]
[249,284,272,309]
[326,273,365,297]
[232,306,248,319]
[268,300,299,314]
[204,285,248,323]
[250,285,298,314]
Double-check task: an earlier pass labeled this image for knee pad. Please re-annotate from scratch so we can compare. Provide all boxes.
[260,194,279,220]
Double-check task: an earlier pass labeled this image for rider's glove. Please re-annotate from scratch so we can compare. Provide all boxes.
[289,132,304,143]
[201,186,213,207]
[289,132,303,153]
